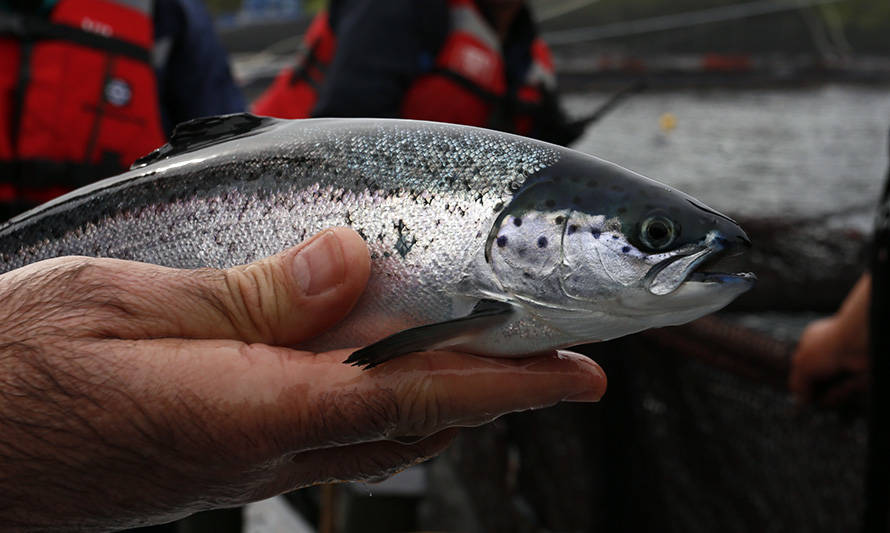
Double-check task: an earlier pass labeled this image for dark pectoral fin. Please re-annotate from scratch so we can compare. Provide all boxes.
[343,299,514,370]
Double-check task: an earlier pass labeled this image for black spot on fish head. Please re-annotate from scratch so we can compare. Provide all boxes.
[513,217,522,227]
[538,236,548,248]
[622,246,631,253]
[568,224,578,235]
[497,235,508,247]
[591,229,601,239]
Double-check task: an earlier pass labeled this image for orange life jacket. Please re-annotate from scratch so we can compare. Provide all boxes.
[0,0,166,212]
[252,0,556,136]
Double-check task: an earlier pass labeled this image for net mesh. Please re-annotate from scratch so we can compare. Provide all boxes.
[627,348,866,533]
[422,316,869,532]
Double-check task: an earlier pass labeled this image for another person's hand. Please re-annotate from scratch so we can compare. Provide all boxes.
[789,274,871,405]
[0,228,606,530]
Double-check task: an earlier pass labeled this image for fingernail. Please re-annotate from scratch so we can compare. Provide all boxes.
[560,350,606,402]
[292,231,346,296]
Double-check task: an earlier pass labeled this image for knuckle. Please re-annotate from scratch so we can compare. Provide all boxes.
[397,372,442,436]
[303,388,401,446]
[350,388,401,440]
[220,264,281,341]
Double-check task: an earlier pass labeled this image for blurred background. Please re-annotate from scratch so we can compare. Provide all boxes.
[153,0,889,531]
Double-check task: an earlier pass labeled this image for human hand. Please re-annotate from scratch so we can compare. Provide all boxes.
[0,228,606,530]
[789,275,871,405]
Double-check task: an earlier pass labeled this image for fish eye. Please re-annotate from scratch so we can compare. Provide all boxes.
[640,216,677,251]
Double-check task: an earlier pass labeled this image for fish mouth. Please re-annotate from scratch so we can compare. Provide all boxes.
[686,266,757,285]
[646,237,755,296]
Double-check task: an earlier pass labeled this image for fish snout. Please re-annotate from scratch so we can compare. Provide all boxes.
[713,222,751,257]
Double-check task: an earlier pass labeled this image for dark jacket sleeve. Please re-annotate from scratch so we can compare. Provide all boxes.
[311,0,448,118]
[154,0,246,135]
[530,90,586,147]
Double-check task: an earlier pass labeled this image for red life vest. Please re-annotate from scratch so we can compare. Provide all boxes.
[402,0,556,135]
[252,0,557,136]
[250,11,336,120]
[0,0,166,214]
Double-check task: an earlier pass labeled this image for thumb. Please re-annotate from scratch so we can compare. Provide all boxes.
[213,227,371,344]
[47,227,370,345]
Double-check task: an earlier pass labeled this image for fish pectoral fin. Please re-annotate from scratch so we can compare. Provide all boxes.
[343,299,515,370]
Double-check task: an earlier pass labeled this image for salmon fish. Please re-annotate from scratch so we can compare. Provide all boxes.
[0,114,754,368]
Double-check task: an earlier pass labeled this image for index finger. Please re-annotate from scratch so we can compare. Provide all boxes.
[280,348,607,450]
[115,339,606,460]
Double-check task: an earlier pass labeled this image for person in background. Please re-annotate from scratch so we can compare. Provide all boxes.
[791,132,889,531]
[790,134,889,404]
[0,0,245,220]
[790,273,871,404]
[252,0,584,146]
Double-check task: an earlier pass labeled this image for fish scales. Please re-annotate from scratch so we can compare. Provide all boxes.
[0,115,753,363]
[0,118,558,351]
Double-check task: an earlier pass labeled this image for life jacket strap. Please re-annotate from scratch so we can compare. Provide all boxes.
[0,12,151,63]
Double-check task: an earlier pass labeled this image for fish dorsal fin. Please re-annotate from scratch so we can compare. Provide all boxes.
[132,113,281,169]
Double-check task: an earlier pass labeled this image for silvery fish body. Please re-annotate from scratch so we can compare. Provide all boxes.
[0,115,753,366]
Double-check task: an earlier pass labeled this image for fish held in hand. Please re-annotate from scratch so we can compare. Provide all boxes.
[0,114,754,369]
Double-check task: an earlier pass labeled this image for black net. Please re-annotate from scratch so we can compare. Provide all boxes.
[625,347,866,533]
[421,317,869,533]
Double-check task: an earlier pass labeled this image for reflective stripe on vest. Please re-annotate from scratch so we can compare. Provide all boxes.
[436,0,505,95]
[527,37,556,91]
[0,0,166,212]
[429,0,555,100]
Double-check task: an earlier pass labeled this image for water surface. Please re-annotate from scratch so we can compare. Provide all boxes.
[568,84,890,219]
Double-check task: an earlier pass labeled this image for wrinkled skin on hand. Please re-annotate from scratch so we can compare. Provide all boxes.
[0,228,606,531]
